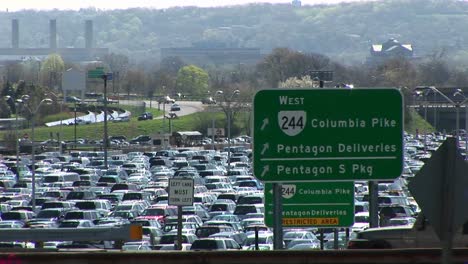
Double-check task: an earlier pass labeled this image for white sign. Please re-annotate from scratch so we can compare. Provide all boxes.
[168,178,194,206]
[62,68,86,91]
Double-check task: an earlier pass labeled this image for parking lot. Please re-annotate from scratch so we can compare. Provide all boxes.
[0,132,445,250]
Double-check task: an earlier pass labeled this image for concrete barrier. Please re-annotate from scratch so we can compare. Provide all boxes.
[2,249,468,264]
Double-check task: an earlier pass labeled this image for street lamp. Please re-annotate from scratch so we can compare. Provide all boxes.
[217,89,240,172]
[25,98,53,210]
[46,91,64,153]
[4,95,29,182]
[415,86,468,143]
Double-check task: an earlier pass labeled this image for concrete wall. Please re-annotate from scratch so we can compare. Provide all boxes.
[2,249,468,264]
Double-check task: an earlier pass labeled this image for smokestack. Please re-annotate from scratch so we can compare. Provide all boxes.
[50,19,57,49]
[12,19,19,48]
[85,20,93,49]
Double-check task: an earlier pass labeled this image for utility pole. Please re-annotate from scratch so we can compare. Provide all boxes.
[102,74,109,169]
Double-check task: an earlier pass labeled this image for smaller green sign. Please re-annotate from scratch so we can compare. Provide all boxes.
[264,182,355,228]
[88,69,105,79]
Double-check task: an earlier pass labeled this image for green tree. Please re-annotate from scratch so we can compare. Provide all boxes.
[161,56,186,76]
[176,65,209,96]
[257,48,332,88]
[279,75,316,88]
[39,53,65,89]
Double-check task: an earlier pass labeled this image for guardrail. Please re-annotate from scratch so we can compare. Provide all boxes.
[0,225,142,243]
[2,249,468,264]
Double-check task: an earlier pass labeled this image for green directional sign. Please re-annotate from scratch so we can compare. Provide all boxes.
[253,88,403,182]
[88,68,105,79]
[264,182,355,227]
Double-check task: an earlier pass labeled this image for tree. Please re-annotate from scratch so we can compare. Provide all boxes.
[279,75,316,88]
[103,53,130,77]
[176,65,209,96]
[39,53,65,89]
[122,70,146,96]
[0,99,11,118]
[417,59,450,86]
[257,48,332,88]
[161,56,186,76]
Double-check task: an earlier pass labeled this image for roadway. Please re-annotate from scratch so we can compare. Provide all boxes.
[44,100,205,127]
[119,100,205,119]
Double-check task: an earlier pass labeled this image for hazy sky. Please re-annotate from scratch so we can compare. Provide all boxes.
[1,0,369,11]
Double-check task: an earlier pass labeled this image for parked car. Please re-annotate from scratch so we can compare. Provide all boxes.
[201,97,216,104]
[190,238,242,251]
[170,104,181,111]
[137,112,153,121]
[129,135,152,145]
[65,96,82,103]
[158,96,176,104]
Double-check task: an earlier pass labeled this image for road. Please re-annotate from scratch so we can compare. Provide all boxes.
[119,100,204,119]
[44,100,204,127]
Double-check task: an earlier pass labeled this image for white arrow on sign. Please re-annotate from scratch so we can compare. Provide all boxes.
[261,165,269,177]
[261,143,269,155]
[261,118,269,131]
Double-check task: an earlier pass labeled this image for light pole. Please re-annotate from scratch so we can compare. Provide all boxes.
[4,95,29,182]
[217,89,240,172]
[26,98,53,210]
[415,86,468,143]
[46,91,64,153]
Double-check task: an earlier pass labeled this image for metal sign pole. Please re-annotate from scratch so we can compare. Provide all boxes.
[273,183,283,250]
[103,74,108,169]
[369,181,379,228]
[441,139,456,264]
[177,205,182,250]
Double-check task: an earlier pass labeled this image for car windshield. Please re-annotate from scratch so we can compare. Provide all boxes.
[75,202,96,210]
[37,210,60,218]
[59,221,80,228]
[141,208,164,216]
[284,232,305,239]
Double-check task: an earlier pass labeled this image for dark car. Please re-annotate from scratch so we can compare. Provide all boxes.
[129,135,152,145]
[137,112,153,121]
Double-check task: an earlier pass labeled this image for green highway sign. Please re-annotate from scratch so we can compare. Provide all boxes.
[88,68,105,79]
[253,88,403,182]
[264,182,355,227]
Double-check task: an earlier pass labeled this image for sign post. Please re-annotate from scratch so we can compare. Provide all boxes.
[168,178,194,250]
[253,88,403,182]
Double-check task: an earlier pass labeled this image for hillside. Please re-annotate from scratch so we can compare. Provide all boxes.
[0,0,468,65]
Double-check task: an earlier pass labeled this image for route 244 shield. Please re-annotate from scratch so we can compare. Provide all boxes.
[278,111,306,136]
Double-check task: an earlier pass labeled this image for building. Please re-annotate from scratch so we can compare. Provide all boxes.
[161,47,263,66]
[367,38,413,65]
[0,19,108,63]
